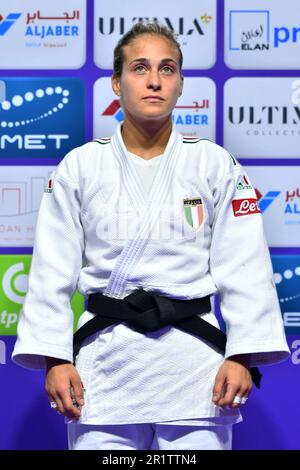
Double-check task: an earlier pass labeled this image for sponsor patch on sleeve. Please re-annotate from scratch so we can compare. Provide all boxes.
[44,177,54,193]
[232,198,260,217]
[236,174,253,191]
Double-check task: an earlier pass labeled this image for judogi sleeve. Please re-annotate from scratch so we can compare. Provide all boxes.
[12,153,84,370]
[209,152,290,368]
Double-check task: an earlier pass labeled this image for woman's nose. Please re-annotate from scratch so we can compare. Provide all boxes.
[147,70,161,90]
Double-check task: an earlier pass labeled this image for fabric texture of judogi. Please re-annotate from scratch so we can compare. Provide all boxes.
[12,123,290,426]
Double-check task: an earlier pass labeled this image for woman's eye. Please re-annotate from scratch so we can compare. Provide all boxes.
[161,66,174,74]
[135,65,146,73]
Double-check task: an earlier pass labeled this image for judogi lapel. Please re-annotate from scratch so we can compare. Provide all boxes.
[105,123,183,299]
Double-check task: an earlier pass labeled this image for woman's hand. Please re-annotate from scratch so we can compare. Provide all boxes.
[45,357,85,420]
[212,355,253,408]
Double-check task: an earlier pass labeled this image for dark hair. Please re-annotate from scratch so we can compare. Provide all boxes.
[113,22,183,77]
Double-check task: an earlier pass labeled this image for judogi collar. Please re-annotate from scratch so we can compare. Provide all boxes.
[107,123,183,299]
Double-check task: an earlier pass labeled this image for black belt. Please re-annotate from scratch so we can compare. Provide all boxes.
[73,288,262,389]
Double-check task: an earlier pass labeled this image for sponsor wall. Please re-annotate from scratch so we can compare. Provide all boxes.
[0,0,299,450]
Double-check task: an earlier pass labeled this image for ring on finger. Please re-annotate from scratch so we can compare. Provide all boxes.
[50,401,58,409]
[232,395,242,405]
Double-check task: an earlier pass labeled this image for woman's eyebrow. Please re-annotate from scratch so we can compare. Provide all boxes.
[129,58,177,65]
[159,58,178,66]
[129,58,148,65]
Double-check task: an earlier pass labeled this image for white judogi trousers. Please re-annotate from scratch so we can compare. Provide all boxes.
[67,422,232,450]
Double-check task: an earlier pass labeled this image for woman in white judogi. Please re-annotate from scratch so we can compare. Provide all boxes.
[12,23,290,450]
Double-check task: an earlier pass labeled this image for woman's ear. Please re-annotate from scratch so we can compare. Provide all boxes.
[111,74,121,97]
[179,75,184,97]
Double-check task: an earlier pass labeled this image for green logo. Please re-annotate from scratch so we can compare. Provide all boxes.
[0,255,84,335]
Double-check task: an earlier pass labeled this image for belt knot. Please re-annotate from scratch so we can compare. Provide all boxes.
[124,288,176,332]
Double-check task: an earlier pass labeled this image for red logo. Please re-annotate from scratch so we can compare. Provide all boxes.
[232,198,260,217]
[44,178,53,193]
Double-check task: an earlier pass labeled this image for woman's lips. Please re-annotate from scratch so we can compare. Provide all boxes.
[143,96,164,102]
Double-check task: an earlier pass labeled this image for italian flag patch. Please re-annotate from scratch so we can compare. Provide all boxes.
[183,197,204,229]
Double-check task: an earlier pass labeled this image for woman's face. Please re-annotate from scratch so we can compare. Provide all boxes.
[112,34,183,124]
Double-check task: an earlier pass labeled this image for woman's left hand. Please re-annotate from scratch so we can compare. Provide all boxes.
[212,355,253,408]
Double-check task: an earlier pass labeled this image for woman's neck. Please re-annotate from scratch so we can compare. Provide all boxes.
[121,116,172,160]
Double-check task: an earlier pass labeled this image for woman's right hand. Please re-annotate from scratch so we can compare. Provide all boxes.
[45,357,85,420]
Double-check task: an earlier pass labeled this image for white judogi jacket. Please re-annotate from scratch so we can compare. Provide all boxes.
[12,124,290,426]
